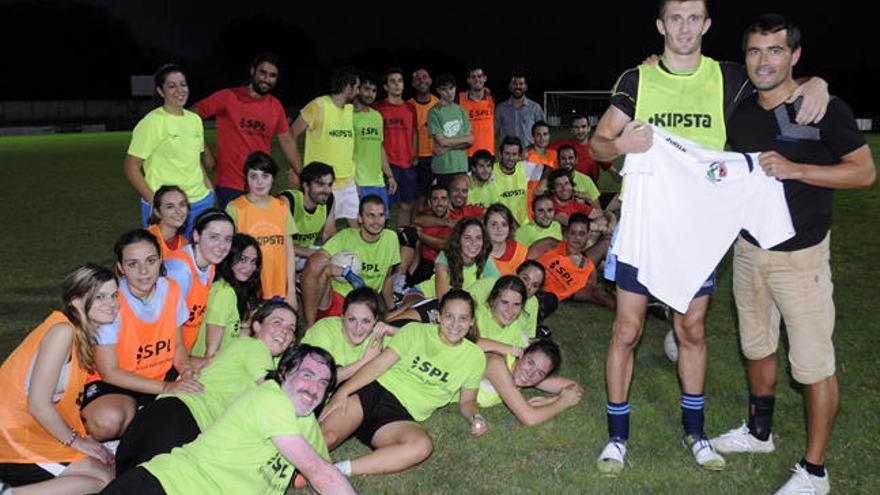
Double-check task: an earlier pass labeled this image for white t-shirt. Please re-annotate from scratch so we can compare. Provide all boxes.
[613,126,794,312]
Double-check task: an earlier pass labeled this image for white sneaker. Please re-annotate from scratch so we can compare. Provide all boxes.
[685,434,726,470]
[710,422,775,453]
[775,464,830,495]
[596,439,627,476]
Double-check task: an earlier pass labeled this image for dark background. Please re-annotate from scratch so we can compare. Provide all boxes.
[1,0,877,116]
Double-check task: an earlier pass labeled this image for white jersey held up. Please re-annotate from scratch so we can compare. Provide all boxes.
[613,126,794,312]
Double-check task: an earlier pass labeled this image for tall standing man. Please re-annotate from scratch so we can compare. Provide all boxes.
[458,66,495,157]
[709,15,874,495]
[352,73,396,222]
[408,68,439,212]
[374,67,418,226]
[495,74,545,148]
[289,67,360,228]
[589,0,829,475]
[194,53,300,208]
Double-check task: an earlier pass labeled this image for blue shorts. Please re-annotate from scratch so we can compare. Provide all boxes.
[141,190,216,241]
[358,185,390,219]
[390,164,419,203]
[615,261,716,300]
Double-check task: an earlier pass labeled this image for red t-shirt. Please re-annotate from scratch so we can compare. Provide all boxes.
[416,221,453,262]
[373,99,417,168]
[449,205,485,221]
[193,87,289,190]
[552,197,592,217]
[550,139,611,183]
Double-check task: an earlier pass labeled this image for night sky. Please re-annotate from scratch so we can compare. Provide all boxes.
[2,0,878,114]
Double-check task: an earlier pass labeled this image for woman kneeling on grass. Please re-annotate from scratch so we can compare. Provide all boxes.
[113,301,296,474]
[189,233,263,359]
[0,265,118,495]
[318,290,487,476]
[81,230,202,442]
[302,287,397,382]
[478,339,583,426]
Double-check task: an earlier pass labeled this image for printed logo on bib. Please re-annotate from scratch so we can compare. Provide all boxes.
[186,304,207,327]
[499,188,526,198]
[547,259,577,287]
[410,355,450,383]
[705,161,728,183]
[329,128,353,138]
[648,113,712,129]
[468,109,492,119]
[359,126,380,137]
[136,339,173,363]
[443,120,463,137]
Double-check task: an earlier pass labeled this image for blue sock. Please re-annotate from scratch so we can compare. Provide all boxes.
[681,393,705,438]
[607,401,630,441]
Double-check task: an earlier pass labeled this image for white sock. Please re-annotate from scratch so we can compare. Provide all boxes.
[334,459,352,477]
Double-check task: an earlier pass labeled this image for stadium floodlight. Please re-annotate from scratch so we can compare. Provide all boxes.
[543,90,611,127]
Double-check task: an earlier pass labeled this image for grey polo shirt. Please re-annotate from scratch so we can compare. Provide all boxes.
[494,97,545,148]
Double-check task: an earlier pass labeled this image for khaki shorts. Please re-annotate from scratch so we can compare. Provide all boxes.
[732,233,835,385]
[332,180,359,220]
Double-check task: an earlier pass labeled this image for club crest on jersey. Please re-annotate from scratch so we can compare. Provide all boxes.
[705,161,727,183]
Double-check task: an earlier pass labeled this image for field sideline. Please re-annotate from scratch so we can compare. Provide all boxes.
[1,131,877,494]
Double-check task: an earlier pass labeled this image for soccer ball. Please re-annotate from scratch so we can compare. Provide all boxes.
[664,328,679,362]
[330,251,363,282]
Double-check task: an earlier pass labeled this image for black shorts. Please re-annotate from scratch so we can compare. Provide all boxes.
[100,466,166,495]
[0,462,65,486]
[406,257,435,287]
[81,380,157,411]
[353,382,414,446]
[415,157,433,198]
[115,397,201,475]
[412,298,440,324]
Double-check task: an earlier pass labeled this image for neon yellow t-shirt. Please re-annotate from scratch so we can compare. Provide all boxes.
[353,108,385,187]
[164,337,273,430]
[467,277,539,338]
[301,317,371,367]
[190,278,239,358]
[477,353,517,408]
[572,171,600,201]
[377,322,485,421]
[127,107,209,202]
[515,221,563,247]
[467,177,495,208]
[281,189,329,248]
[301,96,355,187]
[145,380,328,495]
[322,228,400,297]
[416,251,500,299]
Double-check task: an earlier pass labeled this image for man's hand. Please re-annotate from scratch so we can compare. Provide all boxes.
[758,151,802,180]
[788,78,829,125]
[387,176,398,195]
[615,120,653,155]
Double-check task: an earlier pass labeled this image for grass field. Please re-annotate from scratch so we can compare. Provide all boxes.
[1,131,878,494]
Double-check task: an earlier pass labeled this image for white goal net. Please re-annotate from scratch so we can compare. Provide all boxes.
[543,90,611,128]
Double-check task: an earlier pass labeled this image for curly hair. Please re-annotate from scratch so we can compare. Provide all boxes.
[444,217,490,290]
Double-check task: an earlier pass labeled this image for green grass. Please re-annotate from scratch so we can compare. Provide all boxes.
[1,131,878,494]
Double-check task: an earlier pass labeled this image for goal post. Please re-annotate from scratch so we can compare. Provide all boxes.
[543,90,611,128]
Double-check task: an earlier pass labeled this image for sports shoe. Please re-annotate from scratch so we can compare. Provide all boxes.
[684,434,726,470]
[596,438,627,476]
[710,422,775,453]
[774,464,830,495]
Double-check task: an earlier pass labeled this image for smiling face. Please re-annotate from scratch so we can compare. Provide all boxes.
[119,240,161,299]
[231,245,260,283]
[500,144,521,171]
[491,288,524,327]
[448,176,469,210]
[158,71,188,111]
[305,174,333,206]
[358,201,386,238]
[250,61,279,96]
[412,69,432,95]
[357,81,377,106]
[745,30,799,92]
[552,175,574,202]
[438,298,474,345]
[194,220,234,266]
[429,188,450,218]
[472,158,493,183]
[657,0,710,57]
[342,303,377,347]
[252,308,296,357]
[459,224,484,263]
[532,198,555,228]
[467,68,486,92]
[512,350,553,387]
[85,280,120,327]
[532,125,550,149]
[156,190,188,230]
[570,117,590,143]
[517,265,544,298]
[285,355,332,416]
[509,77,527,99]
[558,147,577,171]
[246,168,274,197]
[486,212,510,245]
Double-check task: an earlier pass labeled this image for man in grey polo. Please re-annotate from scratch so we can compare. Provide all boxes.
[495,74,545,148]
